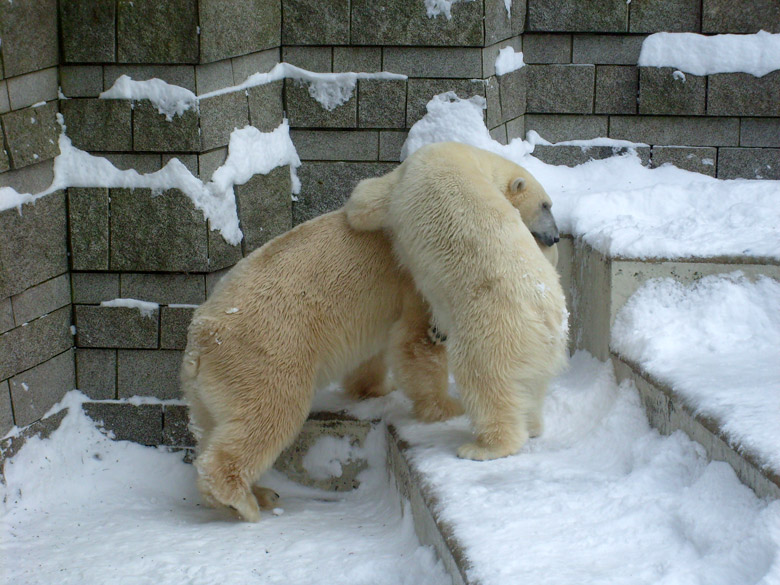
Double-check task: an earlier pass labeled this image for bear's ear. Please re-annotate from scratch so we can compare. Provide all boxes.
[510,177,526,193]
[345,177,391,231]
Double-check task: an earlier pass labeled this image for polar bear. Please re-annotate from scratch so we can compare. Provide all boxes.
[182,155,561,522]
[345,141,568,461]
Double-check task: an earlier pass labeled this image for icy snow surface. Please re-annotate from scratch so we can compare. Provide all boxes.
[100,298,159,318]
[5,354,780,584]
[639,31,780,77]
[494,46,525,76]
[402,92,780,260]
[612,273,780,471]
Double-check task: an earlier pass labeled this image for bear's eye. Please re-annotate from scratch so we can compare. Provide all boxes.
[542,202,551,211]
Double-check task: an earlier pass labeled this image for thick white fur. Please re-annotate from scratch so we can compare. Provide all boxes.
[345,142,568,460]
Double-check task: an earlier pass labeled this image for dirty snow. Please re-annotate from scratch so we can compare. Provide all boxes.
[612,272,780,471]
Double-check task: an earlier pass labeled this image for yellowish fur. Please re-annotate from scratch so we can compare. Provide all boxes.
[345,142,568,461]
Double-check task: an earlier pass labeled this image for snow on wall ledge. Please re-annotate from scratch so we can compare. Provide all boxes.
[0,116,301,245]
[638,31,780,77]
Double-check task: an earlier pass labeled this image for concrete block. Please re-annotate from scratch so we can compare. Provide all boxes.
[0,81,9,114]
[708,72,780,117]
[208,224,243,270]
[76,349,117,400]
[291,130,379,161]
[526,65,595,114]
[572,34,646,65]
[109,188,209,272]
[60,0,116,63]
[11,274,71,326]
[60,99,133,152]
[0,408,68,461]
[285,80,358,128]
[610,116,740,147]
[522,34,572,64]
[0,307,72,382]
[485,76,502,130]
[485,0,525,45]
[0,160,54,193]
[639,67,705,115]
[60,66,104,98]
[281,47,333,72]
[482,36,523,78]
[351,0,483,46]
[490,124,508,145]
[0,143,9,174]
[506,115,525,140]
[247,81,284,133]
[74,305,159,349]
[0,191,68,300]
[406,79,486,127]
[120,274,206,306]
[117,0,198,64]
[82,402,163,445]
[533,144,650,167]
[651,146,717,176]
[232,49,280,85]
[282,0,349,45]
[1,299,14,334]
[498,67,527,122]
[195,60,235,95]
[717,148,780,180]
[595,66,637,114]
[358,80,407,129]
[741,118,780,148]
[333,47,382,73]
[7,68,58,110]
[68,188,110,271]
[9,350,75,428]
[104,65,197,93]
[383,47,483,79]
[235,167,292,254]
[0,0,58,77]
[525,114,608,144]
[198,91,250,151]
[163,404,195,447]
[199,0,281,63]
[163,154,198,176]
[630,0,701,33]
[132,102,200,152]
[702,0,780,33]
[102,153,162,174]
[379,131,408,162]
[117,350,183,400]
[161,307,196,350]
[293,162,395,225]
[206,267,231,298]
[1,103,60,169]
[528,0,628,32]
[198,148,227,181]
[0,380,12,435]
[71,273,120,304]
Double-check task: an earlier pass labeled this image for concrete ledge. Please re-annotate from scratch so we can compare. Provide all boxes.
[611,354,780,500]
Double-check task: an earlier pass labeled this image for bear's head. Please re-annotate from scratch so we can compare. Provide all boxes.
[494,166,560,249]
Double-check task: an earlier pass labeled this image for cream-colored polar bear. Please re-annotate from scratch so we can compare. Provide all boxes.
[345,141,568,461]
[182,154,561,522]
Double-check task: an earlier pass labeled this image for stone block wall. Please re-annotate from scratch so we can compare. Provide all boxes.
[1,0,779,438]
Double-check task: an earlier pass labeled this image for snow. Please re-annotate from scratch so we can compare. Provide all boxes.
[401,92,780,260]
[639,31,780,77]
[301,435,360,481]
[100,75,197,121]
[494,46,525,76]
[424,0,475,19]
[100,298,159,318]
[612,272,780,472]
[4,355,779,585]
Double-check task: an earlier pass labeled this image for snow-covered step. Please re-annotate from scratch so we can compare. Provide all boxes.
[558,237,780,362]
[610,272,780,500]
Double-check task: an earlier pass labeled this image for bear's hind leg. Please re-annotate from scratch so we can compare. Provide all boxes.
[343,352,395,399]
[389,289,463,422]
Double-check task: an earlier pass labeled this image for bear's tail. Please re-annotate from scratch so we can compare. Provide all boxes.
[344,166,402,231]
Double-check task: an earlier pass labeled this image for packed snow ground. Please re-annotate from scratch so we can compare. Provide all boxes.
[3,353,779,585]
[613,273,780,472]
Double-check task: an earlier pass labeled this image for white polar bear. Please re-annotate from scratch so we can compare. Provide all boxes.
[345,141,568,460]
